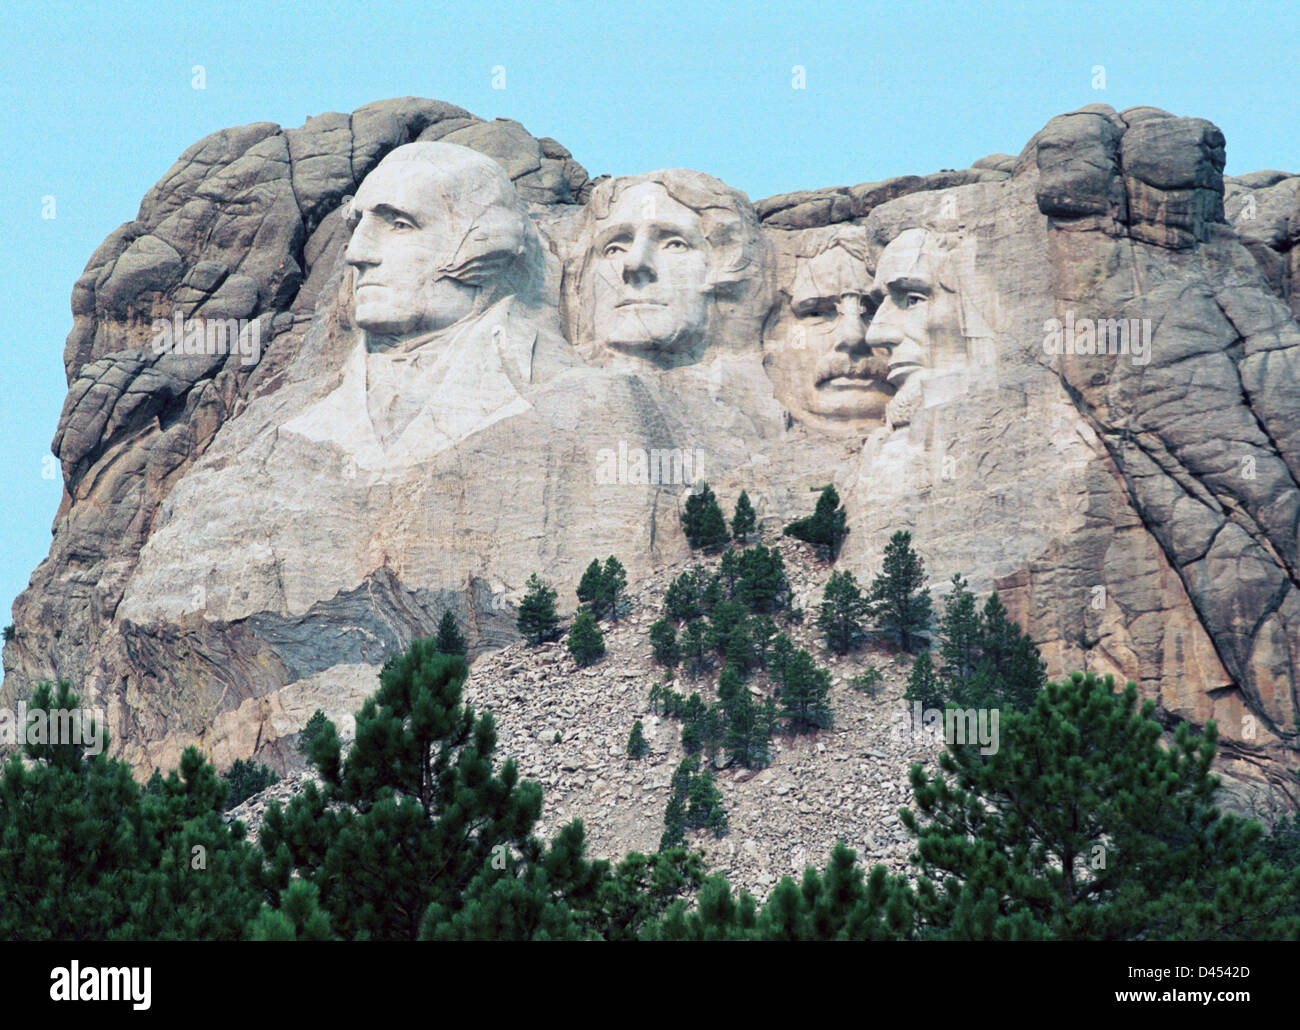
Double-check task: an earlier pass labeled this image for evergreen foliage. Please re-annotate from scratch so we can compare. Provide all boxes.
[849,667,884,696]
[903,576,1046,712]
[731,490,757,543]
[783,485,848,559]
[257,641,548,940]
[649,617,679,666]
[567,607,607,666]
[665,567,708,621]
[817,569,869,654]
[517,573,562,644]
[645,843,915,941]
[774,645,834,734]
[735,544,789,613]
[576,556,628,622]
[434,609,468,656]
[679,618,713,678]
[0,681,263,940]
[626,720,649,760]
[298,709,328,758]
[869,530,932,651]
[681,483,731,552]
[901,672,1300,940]
[222,758,279,811]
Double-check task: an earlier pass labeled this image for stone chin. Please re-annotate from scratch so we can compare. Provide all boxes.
[601,326,703,357]
[594,297,710,356]
[806,378,894,422]
[353,278,478,345]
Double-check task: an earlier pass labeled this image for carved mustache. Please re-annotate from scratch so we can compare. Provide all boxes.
[813,350,890,387]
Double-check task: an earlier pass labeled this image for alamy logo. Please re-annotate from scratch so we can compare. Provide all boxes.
[0,702,103,756]
[1042,311,1151,366]
[50,962,151,1010]
[595,440,705,485]
[152,312,261,365]
[892,701,1000,755]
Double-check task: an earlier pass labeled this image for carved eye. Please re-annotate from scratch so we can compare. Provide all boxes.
[603,242,627,259]
[391,217,416,231]
[661,237,690,251]
[902,292,927,309]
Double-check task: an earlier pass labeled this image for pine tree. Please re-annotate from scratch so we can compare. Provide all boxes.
[901,671,1300,940]
[222,758,280,810]
[568,608,607,666]
[665,567,706,621]
[649,617,679,667]
[679,619,712,678]
[869,530,932,652]
[910,580,1046,713]
[850,667,884,696]
[645,842,916,941]
[627,720,649,759]
[681,483,731,552]
[434,608,468,657]
[701,573,724,611]
[686,767,728,837]
[603,556,628,623]
[776,647,834,733]
[660,760,695,851]
[249,879,336,941]
[817,569,869,655]
[903,650,943,710]
[736,544,788,614]
[298,709,328,758]
[969,592,1046,712]
[517,573,561,644]
[577,559,609,618]
[724,682,770,770]
[731,490,757,543]
[750,615,776,669]
[783,485,848,560]
[680,694,707,755]
[718,548,742,597]
[0,681,263,941]
[258,640,551,940]
[938,574,980,687]
[709,599,747,656]
[419,819,606,941]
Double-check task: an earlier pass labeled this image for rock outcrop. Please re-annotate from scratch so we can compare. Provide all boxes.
[5,98,1299,821]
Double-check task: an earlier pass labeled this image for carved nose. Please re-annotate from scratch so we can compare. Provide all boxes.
[345,216,381,268]
[621,234,656,285]
[833,296,869,354]
[864,297,903,349]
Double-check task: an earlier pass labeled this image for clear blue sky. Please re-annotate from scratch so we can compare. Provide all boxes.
[2,0,1297,664]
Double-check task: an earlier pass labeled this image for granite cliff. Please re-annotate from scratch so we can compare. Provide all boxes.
[4,97,1298,821]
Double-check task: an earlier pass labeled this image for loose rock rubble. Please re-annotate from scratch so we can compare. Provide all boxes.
[231,536,948,900]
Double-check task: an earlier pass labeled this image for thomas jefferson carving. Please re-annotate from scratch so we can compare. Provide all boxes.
[568,169,769,369]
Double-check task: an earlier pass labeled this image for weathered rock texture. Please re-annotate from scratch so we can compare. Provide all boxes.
[4,99,1299,821]
[229,538,945,900]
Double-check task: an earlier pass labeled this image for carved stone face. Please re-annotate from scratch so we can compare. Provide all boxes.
[589,182,712,355]
[345,161,478,339]
[344,143,535,348]
[793,247,892,422]
[865,227,968,391]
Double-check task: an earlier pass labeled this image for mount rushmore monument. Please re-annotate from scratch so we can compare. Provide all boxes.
[4,97,1299,819]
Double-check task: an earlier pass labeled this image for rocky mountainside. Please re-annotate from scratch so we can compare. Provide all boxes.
[230,535,946,899]
[5,97,1300,820]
